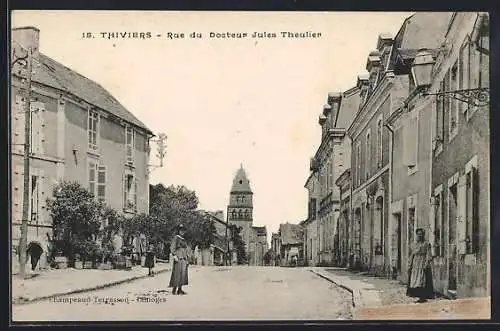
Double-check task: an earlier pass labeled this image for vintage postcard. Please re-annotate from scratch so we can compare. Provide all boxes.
[10,10,490,322]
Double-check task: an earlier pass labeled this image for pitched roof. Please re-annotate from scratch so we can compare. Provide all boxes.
[231,165,252,193]
[279,223,304,245]
[31,53,152,133]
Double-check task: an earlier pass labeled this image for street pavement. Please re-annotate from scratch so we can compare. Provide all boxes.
[12,266,353,321]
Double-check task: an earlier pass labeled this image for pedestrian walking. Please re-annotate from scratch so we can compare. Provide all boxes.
[145,244,155,276]
[406,228,435,303]
[169,224,189,295]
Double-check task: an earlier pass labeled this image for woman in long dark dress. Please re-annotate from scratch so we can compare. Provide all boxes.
[145,244,155,276]
[169,224,189,295]
[407,228,435,303]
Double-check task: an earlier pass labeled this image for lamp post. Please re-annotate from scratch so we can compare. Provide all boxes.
[412,48,489,107]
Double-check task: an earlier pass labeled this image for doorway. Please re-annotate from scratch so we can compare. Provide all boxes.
[448,184,458,292]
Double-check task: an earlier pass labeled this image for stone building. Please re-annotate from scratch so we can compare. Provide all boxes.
[270,232,281,266]
[249,226,268,266]
[303,171,319,266]
[425,12,490,299]
[346,32,403,275]
[278,223,304,266]
[384,12,454,282]
[310,93,350,266]
[202,210,235,266]
[11,27,153,272]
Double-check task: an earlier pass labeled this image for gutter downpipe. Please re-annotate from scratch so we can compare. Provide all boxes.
[384,117,396,279]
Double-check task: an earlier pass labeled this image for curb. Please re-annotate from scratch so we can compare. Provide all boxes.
[308,269,360,308]
[13,267,171,306]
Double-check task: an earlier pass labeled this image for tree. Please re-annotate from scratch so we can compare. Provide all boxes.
[185,212,217,250]
[46,181,103,264]
[99,207,123,262]
[230,224,247,265]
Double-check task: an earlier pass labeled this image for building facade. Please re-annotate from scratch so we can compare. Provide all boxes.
[384,12,453,282]
[346,33,400,275]
[11,27,153,271]
[278,223,304,266]
[427,12,490,298]
[303,172,319,266]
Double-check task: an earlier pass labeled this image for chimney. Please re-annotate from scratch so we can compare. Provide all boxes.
[12,26,40,59]
[366,50,382,90]
[357,74,370,107]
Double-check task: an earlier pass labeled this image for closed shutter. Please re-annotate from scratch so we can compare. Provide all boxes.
[12,166,24,223]
[402,117,411,165]
[12,95,26,154]
[457,175,467,255]
[123,174,128,209]
[37,170,46,225]
[30,102,42,155]
[97,166,106,203]
[471,167,479,253]
[429,196,437,256]
[134,178,138,211]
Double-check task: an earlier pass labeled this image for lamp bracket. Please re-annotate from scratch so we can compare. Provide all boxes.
[423,87,489,107]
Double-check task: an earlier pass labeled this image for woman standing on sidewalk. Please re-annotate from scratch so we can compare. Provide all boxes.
[407,228,434,303]
[145,244,155,276]
[169,224,189,295]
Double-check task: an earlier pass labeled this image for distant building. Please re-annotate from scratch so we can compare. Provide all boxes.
[202,210,234,266]
[303,172,319,266]
[11,27,154,272]
[226,164,267,265]
[278,223,304,266]
[271,232,281,266]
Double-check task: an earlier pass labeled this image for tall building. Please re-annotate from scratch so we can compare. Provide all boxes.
[11,27,153,272]
[227,165,254,262]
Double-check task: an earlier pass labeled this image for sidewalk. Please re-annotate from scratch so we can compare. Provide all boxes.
[12,262,172,305]
[308,267,490,320]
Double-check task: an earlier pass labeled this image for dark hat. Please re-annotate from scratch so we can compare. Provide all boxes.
[416,228,425,235]
[177,224,185,231]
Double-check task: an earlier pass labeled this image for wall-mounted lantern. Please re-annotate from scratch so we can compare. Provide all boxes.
[412,48,489,107]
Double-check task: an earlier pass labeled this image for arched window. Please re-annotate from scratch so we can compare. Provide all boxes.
[232,210,237,219]
[241,196,245,203]
[238,210,243,218]
[244,209,249,218]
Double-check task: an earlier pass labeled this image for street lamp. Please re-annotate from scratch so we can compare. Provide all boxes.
[412,48,489,107]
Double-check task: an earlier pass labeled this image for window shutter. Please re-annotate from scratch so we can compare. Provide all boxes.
[30,102,41,155]
[123,174,128,209]
[39,103,46,154]
[471,167,479,252]
[12,95,26,154]
[12,166,24,223]
[457,175,467,255]
[134,178,138,210]
[402,118,410,165]
[429,197,437,256]
[97,166,106,202]
[38,170,46,225]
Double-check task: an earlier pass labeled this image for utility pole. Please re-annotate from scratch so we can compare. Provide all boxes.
[18,47,33,278]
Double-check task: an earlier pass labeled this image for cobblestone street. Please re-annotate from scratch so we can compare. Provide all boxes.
[12,266,353,321]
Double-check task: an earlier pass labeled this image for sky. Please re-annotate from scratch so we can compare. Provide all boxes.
[12,11,412,236]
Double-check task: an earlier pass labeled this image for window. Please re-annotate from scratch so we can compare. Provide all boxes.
[377,116,383,168]
[30,102,45,155]
[433,81,445,154]
[459,40,470,115]
[97,166,106,202]
[465,165,479,254]
[126,126,135,164]
[403,113,418,173]
[356,141,362,186]
[449,61,459,140]
[365,130,371,179]
[328,162,333,192]
[30,175,39,223]
[88,109,99,151]
[232,210,237,219]
[88,160,97,197]
[123,173,137,211]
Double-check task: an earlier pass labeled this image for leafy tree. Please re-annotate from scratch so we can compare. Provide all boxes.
[230,224,247,265]
[46,181,103,264]
[184,211,217,250]
[99,207,123,262]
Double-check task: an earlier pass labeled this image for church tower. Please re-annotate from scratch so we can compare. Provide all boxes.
[227,164,253,259]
